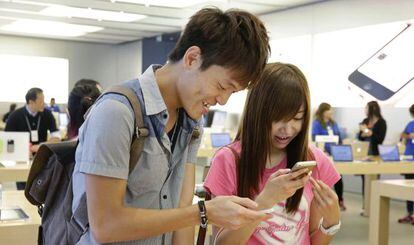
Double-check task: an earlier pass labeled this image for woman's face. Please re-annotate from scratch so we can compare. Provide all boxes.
[270,105,305,151]
[364,105,369,116]
[322,109,333,121]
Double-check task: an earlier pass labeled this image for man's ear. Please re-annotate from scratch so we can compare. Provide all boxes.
[183,46,202,70]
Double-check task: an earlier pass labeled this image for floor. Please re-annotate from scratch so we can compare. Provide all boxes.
[334,192,413,245]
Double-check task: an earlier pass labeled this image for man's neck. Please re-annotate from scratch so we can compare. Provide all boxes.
[26,105,38,116]
[155,63,181,114]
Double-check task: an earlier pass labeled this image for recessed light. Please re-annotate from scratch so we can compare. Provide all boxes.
[1,19,102,37]
[40,5,146,22]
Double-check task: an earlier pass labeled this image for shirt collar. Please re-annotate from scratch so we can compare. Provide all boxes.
[139,64,167,116]
[25,105,38,117]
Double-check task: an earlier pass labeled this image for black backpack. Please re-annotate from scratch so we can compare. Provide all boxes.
[24,85,149,245]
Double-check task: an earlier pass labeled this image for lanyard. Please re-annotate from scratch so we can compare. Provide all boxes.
[25,115,41,132]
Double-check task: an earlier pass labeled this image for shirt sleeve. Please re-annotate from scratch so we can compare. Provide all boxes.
[403,122,412,134]
[371,119,387,144]
[77,98,134,180]
[311,120,320,141]
[204,147,238,196]
[310,146,341,188]
[46,110,59,133]
[186,121,203,164]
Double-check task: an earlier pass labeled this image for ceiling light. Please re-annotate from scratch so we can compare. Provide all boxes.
[114,0,215,8]
[1,19,102,37]
[40,5,146,22]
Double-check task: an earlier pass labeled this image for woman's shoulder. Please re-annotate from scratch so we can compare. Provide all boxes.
[212,141,241,164]
[309,145,331,163]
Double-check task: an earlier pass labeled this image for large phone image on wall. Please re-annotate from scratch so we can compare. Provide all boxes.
[348,23,414,103]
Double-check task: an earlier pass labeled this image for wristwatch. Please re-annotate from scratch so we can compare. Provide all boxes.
[318,218,341,236]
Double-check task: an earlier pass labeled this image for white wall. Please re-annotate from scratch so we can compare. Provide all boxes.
[261,0,414,39]
[255,0,414,193]
[0,35,142,116]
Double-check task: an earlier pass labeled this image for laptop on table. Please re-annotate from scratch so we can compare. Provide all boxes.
[331,145,353,162]
[378,145,400,162]
[210,133,232,148]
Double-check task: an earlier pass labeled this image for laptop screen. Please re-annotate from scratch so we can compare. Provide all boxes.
[331,145,353,162]
[378,145,400,161]
[210,133,232,148]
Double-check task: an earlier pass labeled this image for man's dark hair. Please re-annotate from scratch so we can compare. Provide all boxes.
[168,7,270,87]
[409,104,414,116]
[25,87,43,104]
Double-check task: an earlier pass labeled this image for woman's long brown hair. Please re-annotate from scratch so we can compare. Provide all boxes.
[235,62,312,214]
[314,102,334,129]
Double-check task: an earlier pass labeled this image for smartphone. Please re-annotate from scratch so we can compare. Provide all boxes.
[291,161,317,173]
[348,23,414,104]
[7,139,14,153]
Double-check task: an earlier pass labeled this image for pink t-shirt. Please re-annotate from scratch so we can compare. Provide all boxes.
[204,141,340,245]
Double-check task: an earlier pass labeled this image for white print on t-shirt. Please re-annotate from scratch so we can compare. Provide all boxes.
[254,195,309,244]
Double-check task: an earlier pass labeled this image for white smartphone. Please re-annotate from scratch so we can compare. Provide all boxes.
[291,160,317,172]
[348,23,414,105]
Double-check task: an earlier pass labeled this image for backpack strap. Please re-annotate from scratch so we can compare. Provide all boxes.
[102,85,149,173]
[68,85,149,242]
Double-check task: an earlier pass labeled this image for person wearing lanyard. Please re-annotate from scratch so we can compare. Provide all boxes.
[398,104,414,224]
[312,103,346,211]
[5,87,61,189]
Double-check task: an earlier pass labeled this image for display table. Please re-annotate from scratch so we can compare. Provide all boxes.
[0,163,31,182]
[334,161,414,216]
[369,180,414,245]
[0,191,40,245]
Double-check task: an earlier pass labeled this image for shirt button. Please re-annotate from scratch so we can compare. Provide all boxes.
[163,195,168,199]
[163,114,168,119]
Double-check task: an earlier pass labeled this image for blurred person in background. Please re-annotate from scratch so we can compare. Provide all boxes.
[46,97,60,112]
[2,103,17,123]
[358,101,386,213]
[398,104,414,224]
[312,102,346,211]
[67,80,101,140]
[5,87,60,189]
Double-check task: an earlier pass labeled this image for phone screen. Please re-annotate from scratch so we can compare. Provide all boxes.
[358,24,414,92]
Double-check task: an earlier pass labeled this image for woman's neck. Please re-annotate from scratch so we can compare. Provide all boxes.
[266,148,286,168]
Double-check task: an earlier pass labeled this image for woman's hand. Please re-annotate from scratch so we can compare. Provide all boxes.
[310,177,340,227]
[256,168,311,209]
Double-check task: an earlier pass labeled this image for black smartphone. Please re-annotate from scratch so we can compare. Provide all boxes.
[7,139,14,153]
[348,23,414,103]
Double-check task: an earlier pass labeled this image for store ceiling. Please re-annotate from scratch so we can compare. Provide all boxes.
[0,0,322,44]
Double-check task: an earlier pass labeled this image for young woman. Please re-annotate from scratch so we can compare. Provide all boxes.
[398,104,414,224]
[312,103,346,211]
[204,63,341,244]
[67,81,101,140]
[358,101,387,156]
[358,101,386,208]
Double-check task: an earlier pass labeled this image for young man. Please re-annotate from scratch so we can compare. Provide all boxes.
[5,87,61,189]
[72,7,270,244]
